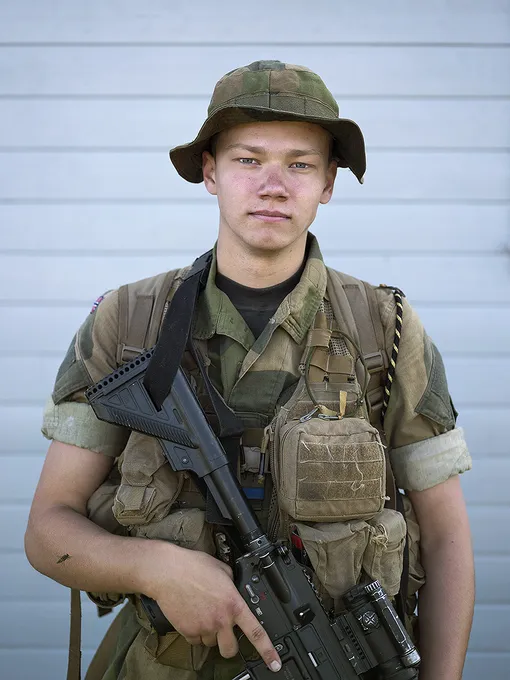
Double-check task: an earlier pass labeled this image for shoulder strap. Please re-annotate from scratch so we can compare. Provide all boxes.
[326,268,388,425]
[116,268,185,365]
[326,268,397,513]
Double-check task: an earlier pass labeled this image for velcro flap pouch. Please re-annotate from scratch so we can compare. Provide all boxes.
[363,509,407,596]
[278,416,386,522]
[113,432,184,526]
[135,508,215,555]
[294,520,370,604]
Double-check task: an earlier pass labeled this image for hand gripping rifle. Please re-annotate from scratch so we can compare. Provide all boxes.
[85,349,420,680]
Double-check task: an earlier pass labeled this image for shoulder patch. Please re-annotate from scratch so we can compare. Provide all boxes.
[416,340,457,430]
[90,291,111,314]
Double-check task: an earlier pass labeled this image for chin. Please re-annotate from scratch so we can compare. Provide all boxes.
[242,223,300,253]
[244,233,291,254]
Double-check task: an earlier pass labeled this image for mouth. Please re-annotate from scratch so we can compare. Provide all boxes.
[249,210,290,222]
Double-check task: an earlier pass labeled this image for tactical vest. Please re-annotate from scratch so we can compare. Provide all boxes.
[78,266,425,680]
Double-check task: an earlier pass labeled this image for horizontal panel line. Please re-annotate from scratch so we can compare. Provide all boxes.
[408,301,510,309]
[0,199,508,206]
[0,146,509,154]
[3,301,510,310]
[1,94,510,102]
[0,249,507,258]
[475,604,510,610]
[0,41,509,48]
[0,300,91,308]
[0,452,47,457]
[0,400,45,407]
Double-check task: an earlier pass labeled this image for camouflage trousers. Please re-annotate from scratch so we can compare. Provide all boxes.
[87,603,251,680]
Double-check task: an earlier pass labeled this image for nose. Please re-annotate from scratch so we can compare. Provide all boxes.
[257,165,289,200]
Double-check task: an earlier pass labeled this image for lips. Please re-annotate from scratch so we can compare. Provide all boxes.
[250,210,290,219]
[252,210,289,217]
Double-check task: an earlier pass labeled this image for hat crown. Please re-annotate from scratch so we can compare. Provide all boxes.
[208,60,339,119]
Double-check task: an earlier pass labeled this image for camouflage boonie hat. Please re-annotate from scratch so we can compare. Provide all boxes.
[170,60,366,184]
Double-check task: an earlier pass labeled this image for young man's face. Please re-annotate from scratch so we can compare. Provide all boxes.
[202,121,337,254]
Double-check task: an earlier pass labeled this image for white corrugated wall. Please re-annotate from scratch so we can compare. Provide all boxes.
[0,2,509,678]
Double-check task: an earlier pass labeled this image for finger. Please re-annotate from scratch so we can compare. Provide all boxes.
[200,633,218,648]
[235,607,281,672]
[183,635,202,647]
[216,627,239,659]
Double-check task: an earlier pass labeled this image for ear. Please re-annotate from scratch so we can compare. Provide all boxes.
[319,161,338,205]
[202,151,217,196]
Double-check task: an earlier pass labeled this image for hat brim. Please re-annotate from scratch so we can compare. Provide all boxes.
[169,106,366,184]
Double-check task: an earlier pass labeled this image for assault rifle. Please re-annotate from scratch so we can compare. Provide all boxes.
[85,349,420,680]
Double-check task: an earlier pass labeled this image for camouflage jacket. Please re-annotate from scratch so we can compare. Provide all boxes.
[43,234,470,493]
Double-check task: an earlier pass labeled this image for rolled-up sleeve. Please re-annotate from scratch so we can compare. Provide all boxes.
[389,427,472,491]
[42,398,129,458]
[41,290,129,457]
[376,289,472,490]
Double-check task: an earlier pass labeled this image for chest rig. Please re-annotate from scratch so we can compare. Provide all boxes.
[112,254,399,520]
[76,255,423,680]
[88,253,417,615]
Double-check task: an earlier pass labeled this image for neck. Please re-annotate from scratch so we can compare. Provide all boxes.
[216,231,308,288]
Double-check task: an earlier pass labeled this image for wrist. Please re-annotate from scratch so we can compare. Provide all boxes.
[131,537,181,599]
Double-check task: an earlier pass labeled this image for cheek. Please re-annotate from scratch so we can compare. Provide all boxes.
[218,172,258,199]
[293,176,327,201]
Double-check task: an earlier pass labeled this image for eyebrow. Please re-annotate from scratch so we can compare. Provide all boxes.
[224,143,325,157]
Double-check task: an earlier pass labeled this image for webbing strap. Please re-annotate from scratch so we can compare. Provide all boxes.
[326,270,386,415]
[117,270,179,365]
[326,269,396,511]
[117,289,154,363]
[142,251,244,525]
[145,270,184,349]
[128,295,154,348]
[326,270,362,351]
[143,251,212,409]
[67,588,82,680]
[343,282,386,416]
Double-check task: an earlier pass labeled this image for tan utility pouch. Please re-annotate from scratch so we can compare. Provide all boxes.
[294,519,370,605]
[363,509,407,596]
[86,468,129,611]
[113,432,185,527]
[274,384,386,522]
[294,508,406,612]
[134,507,215,553]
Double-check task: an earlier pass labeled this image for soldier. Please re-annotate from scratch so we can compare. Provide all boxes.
[25,61,474,680]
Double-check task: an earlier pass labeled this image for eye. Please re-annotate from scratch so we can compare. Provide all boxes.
[238,158,258,165]
[291,162,311,169]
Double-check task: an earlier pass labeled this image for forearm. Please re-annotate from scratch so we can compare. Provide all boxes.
[25,503,172,598]
[417,529,475,680]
